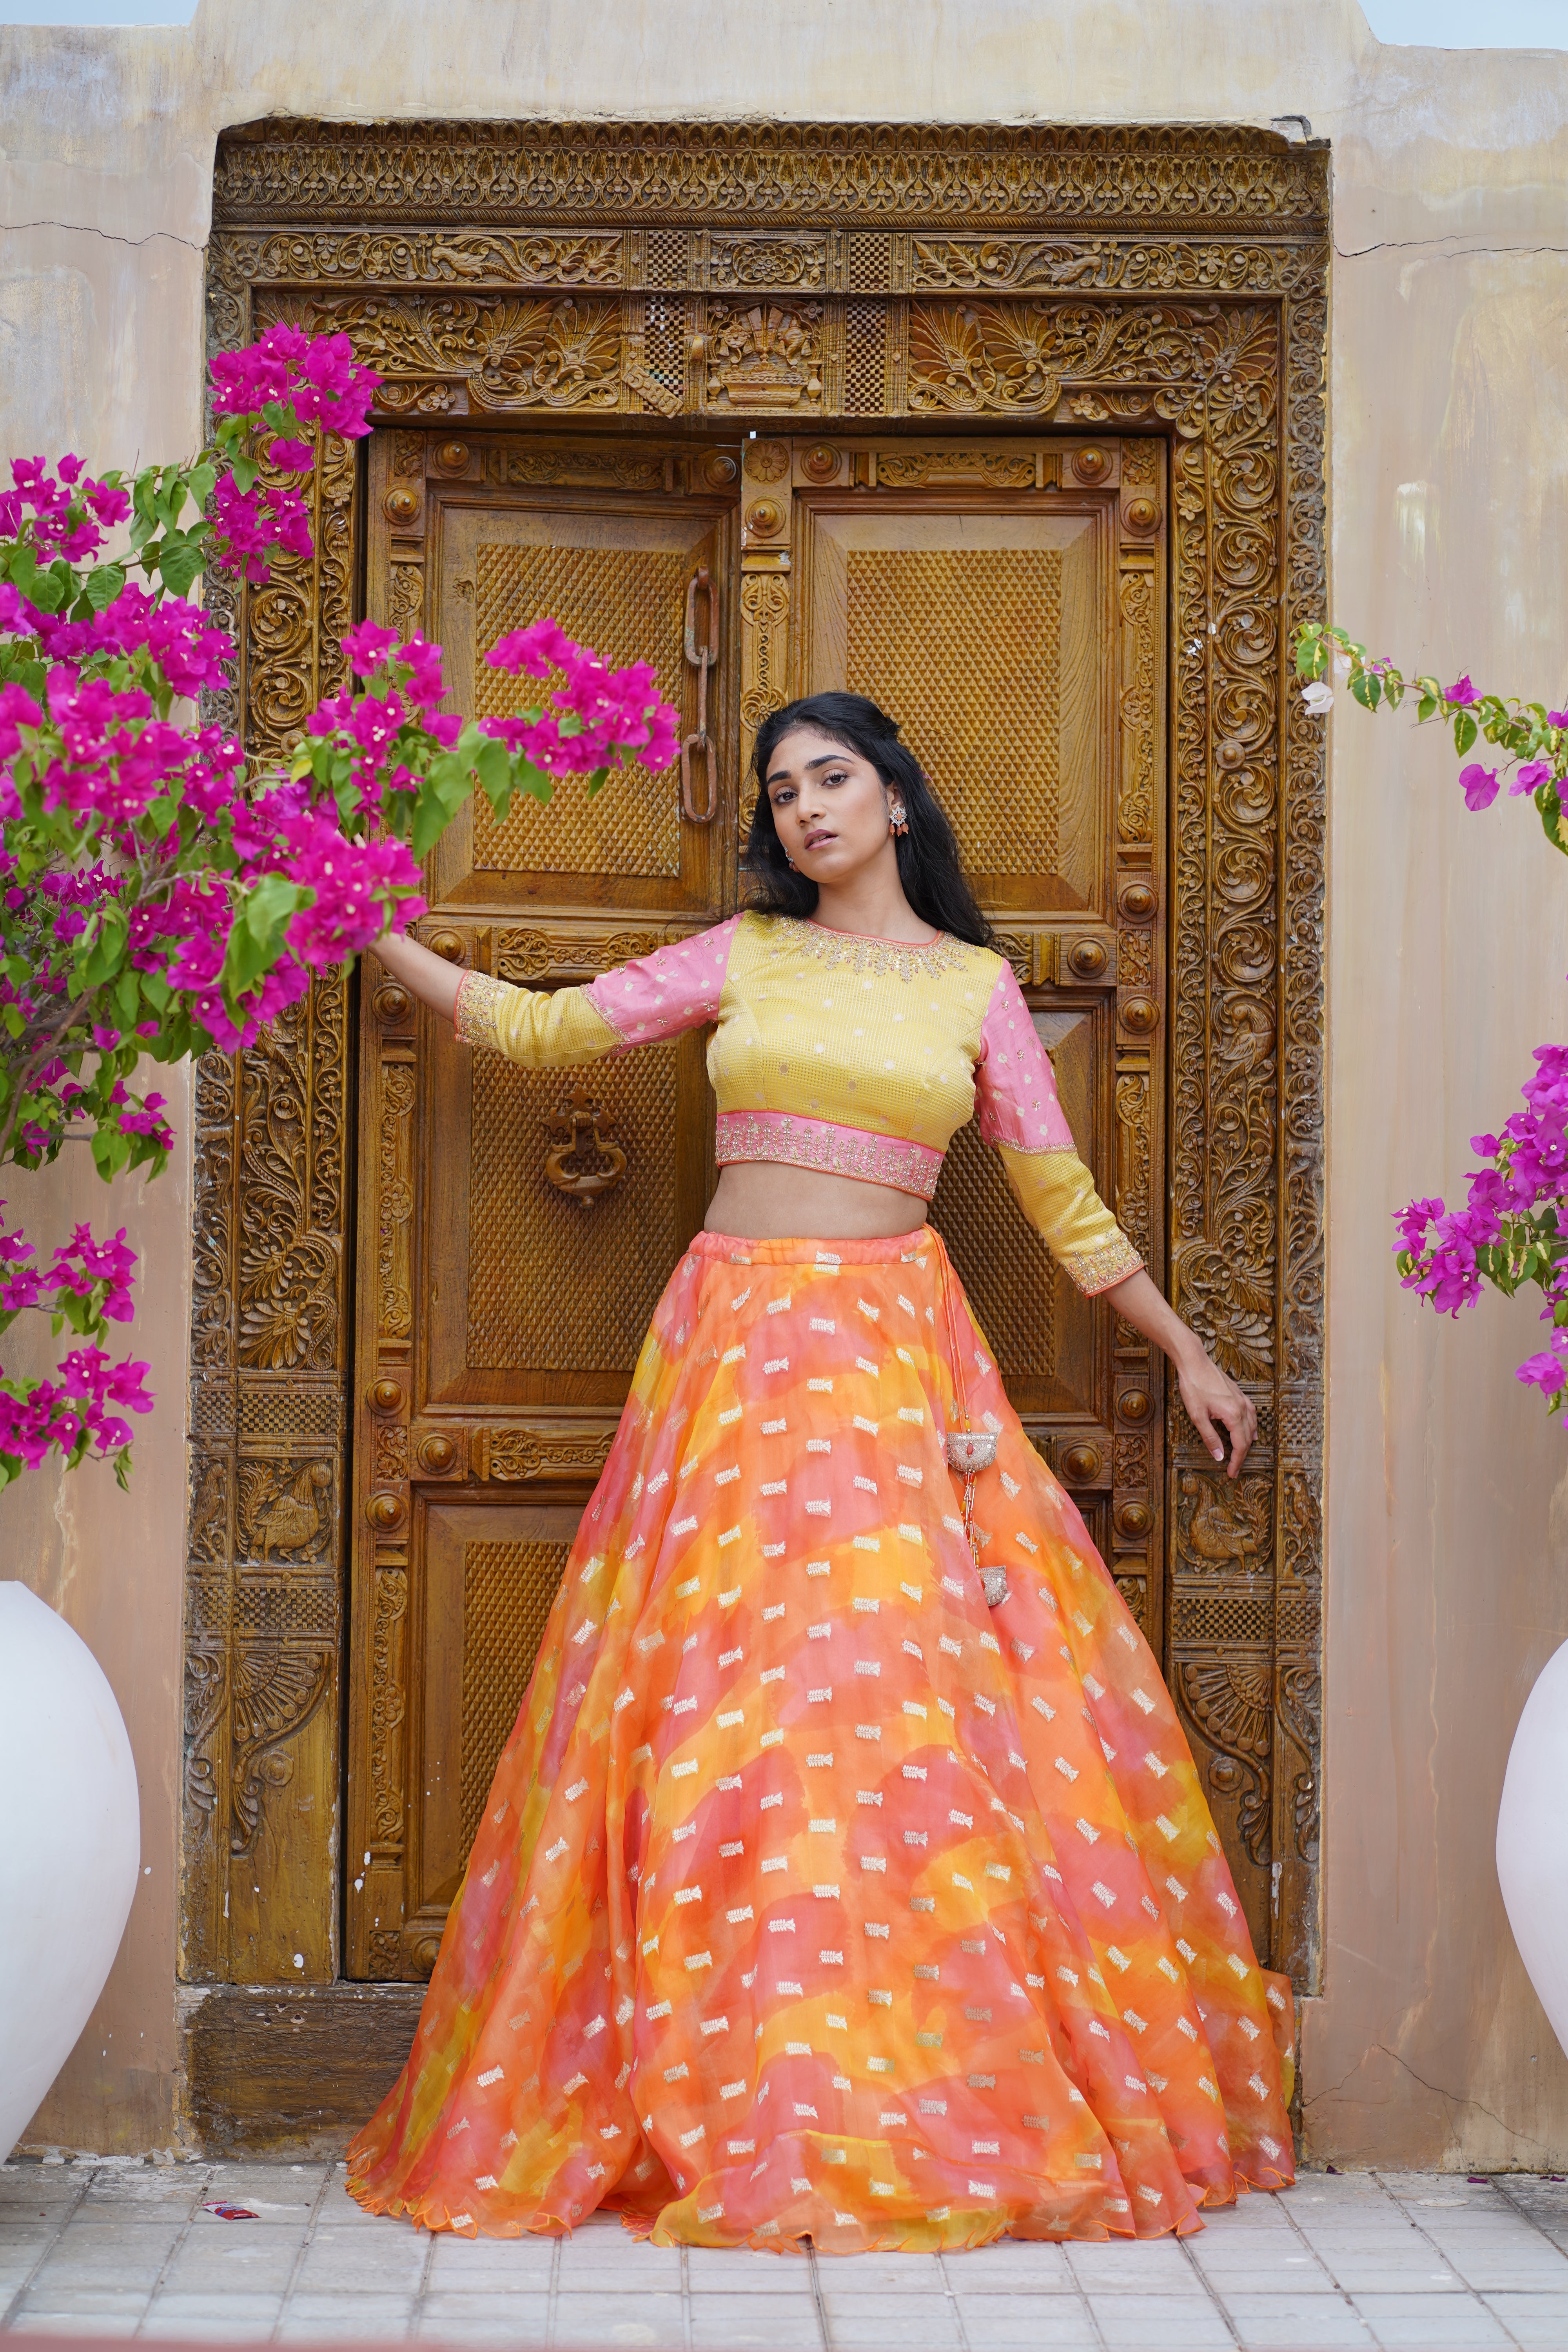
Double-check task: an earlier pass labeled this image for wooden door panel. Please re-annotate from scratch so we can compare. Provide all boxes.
[776,432,1166,1649]
[406,1500,582,1961]
[347,428,740,1980]
[800,507,1110,913]
[431,495,734,917]
[422,1019,710,1412]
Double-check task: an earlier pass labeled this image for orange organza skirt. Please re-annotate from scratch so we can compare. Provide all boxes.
[348,1228,1294,2249]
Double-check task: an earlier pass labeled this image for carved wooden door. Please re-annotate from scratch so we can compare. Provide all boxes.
[346,428,741,1980]
[754,432,1167,1650]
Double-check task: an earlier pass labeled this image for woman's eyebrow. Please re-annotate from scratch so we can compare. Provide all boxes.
[767,752,850,786]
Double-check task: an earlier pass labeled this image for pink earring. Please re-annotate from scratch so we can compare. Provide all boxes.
[889,805,909,838]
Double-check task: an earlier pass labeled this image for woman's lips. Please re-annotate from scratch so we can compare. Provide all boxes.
[803,829,835,849]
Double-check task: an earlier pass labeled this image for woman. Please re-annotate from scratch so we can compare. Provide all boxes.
[348,691,1294,2250]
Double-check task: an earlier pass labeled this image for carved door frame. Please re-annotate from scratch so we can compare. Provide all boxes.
[183,120,1327,2113]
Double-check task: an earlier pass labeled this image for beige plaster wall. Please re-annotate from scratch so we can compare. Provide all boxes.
[4,0,1568,2168]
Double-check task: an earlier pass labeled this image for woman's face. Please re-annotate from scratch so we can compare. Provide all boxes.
[762,726,902,891]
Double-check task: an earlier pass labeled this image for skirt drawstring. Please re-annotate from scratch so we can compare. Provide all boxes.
[930,1230,1008,1608]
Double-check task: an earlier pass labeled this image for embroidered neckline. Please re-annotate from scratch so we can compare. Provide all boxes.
[756,912,979,982]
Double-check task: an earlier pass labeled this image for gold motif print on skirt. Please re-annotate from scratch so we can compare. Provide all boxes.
[347,1228,1296,2250]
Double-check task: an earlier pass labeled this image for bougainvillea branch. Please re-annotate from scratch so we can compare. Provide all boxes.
[1295,622,1568,1412]
[0,324,679,1490]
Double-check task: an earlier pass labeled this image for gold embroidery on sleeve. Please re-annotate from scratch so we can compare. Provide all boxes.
[1061,1234,1145,1296]
[453,969,506,1054]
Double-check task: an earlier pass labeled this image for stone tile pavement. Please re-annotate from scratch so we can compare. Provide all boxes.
[6,2161,1568,2350]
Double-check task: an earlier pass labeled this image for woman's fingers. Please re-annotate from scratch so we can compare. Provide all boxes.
[1212,1384,1256,1479]
[1181,1380,1228,1468]
[1180,1365,1256,1478]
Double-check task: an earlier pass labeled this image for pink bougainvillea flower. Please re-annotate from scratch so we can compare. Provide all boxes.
[399,637,446,711]
[267,437,316,473]
[1548,709,1568,729]
[208,323,379,439]
[486,617,581,679]
[1460,762,1499,811]
[0,683,42,759]
[1446,675,1478,706]
[341,619,400,677]
[1512,759,1552,797]
[1393,1196,1445,1252]
[1517,1352,1568,1394]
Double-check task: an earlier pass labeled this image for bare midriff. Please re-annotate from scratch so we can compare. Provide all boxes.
[704,1160,929,1241]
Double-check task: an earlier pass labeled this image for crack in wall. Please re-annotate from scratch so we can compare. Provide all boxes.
[2,218,203,255]
[1337,234,1568,261]
[1307,2039,1555,2158]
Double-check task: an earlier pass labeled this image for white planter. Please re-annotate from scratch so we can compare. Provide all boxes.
[0,1583,140,2161]
[1497,1636,1568,2062]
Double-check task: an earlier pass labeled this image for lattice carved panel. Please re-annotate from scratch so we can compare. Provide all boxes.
[468,1042,681,1372]
[844,546,1062,877]
[459,1539,570,1850]
[472,541,685,876]
[929,1118,1057,1382]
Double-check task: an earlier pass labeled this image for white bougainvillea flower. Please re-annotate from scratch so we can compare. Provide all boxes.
[1301,680,1335,714]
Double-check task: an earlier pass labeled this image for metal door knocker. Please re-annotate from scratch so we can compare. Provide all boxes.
[544,1085,627,1208]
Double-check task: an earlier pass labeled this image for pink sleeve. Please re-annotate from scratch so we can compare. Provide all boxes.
[584,915,740,1046]
[973,962,1078,1152]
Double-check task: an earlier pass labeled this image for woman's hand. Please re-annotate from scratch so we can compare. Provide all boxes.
[1100,1266,1256,1478]
[1174,1347,1256,1480]
[370,926,465,1022]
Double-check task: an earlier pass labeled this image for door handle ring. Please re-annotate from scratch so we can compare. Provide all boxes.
[680,564,720,825]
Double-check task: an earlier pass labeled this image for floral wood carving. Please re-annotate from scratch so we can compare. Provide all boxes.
[484,1426,616,1481]
[495,927,667,982]
[709,236,828,291]
[237,230,624,285]
[214,120,1327,230]
[370,1567,410,1846]
[270,292,624,414]
[704,301,825,411]
[1178,1657,1273,1867]
[193,117,1327,2005]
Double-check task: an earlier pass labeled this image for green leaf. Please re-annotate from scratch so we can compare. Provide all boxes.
[472,736,510,797]
[28,567,67,615]
[221,873,308,993]
[187,461,217,509]
[228,454,259,496]
[80,902,129,989]
[584,764,612,797]
[517,759,554,807]
[157,535,207,599]
[5,545,39,599]
[1454,711,1478,756]
[113,967,141,1029]
[82,561,127,613]
[410,757,475,857]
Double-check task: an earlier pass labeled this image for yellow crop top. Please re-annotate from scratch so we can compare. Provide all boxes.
[452,911,1142,1295]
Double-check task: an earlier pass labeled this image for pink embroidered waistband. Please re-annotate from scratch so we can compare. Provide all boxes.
[715,1109,945,1198]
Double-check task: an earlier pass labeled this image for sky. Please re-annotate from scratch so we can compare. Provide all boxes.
[0,0,1562,37]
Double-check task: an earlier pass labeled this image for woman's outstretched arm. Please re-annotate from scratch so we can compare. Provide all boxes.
[370,928,463,1022]
[1101,1265,1257,1479]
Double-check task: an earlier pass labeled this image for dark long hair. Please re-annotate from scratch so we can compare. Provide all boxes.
[742,691,993,949]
